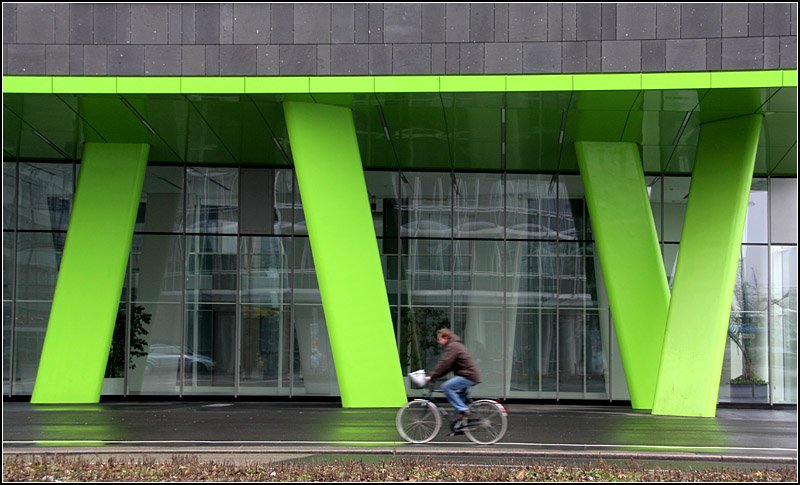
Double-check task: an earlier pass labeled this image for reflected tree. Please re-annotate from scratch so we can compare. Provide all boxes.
[105,301,152,378]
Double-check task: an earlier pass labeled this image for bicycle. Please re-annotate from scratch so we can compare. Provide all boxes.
[396,376,508,445]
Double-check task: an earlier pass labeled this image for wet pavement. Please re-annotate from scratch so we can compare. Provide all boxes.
[2,401,797,465]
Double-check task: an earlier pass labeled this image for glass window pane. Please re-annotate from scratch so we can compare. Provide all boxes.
[3,301,12,395]
[186,235,237,304]
[506,174,558,241]
[12,301,51,394]
[743,178,768,244]
[454,173,503,239]
[402,238,452,308]
[15,232,65,301]
[646,175,662,241]
[240,305,291,395]
[557,175,591,241]
[136,166,184,234]
[131,234,184,303]
[17,162,73,231]
[401,172,452,238]
[186,167,238,234]
[4,162,16,230]
[365,171,400,239]
[184,303,236,394]
[662,177,690,243]
[770,178,797,244]
[3,233,13,301]
[771,246,797,404]
[240,168,294,235]
[127,302,183,395]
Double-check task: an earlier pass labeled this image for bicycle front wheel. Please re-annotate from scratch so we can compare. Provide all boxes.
[464,400,508,445]
[396,399,442,444]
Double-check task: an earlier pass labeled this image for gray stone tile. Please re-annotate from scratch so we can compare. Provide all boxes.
[792,4,797,36]
[220,45,256,75]
[369,44,392,75]
[70,4,93,44]
[369,3,384,43]
[601,40,640,72]
[295,3,330,44]
[7,44,46,74]
[780,36,797,68]
[666,39,706,71]
[722,3,748,37]
[115,3,131,44]
[656,3,680,39]
[94,4,117,44]
[355,3,369,43]
[196,3,221,44]
[523,41,561,73]
[446,43,460,74]
[485,42,522,74]
[17,3,54,44]
[182,45,206,75]
[494,3,509,42]
[562,41,586,72]
[385,3,422,43]
[470,3,494,42]
[706,38,721,70]
[576,3,601,41]
[547,3,562,41]
[393,44,431,74]
[55,4,70,43]
[748,4,763,37]
[617,4,656,40]
[2,45,6,75]
[69,44,83,75]
[460,43,484,73]
[131,3,168,44]
[317,44,330,75]
[205,45,219,75]
[108,45,144,75]
[587,40,601,71]
[432,43,446,73]
[220,3,234,44]
[764,37,780,69]
[601,4,616,41]
[681,3,721,39]
[764,4,791,36]
[641,39,666,72]
[510,3,547,41]
[145,45,182,75]
[422,3,445,42]
[332,3,355,44]
[84,45,107,75]
[256,45,279,75]
[181,4,195,44]
[3,3,16,44]
[722,37,763,70]
[279,45,316,75]
[234,4,270,44]
[562,3,576,41]
[446,3,469,42]
[46,45,70,75]
[168,4,182,44]
[331,44,368,74]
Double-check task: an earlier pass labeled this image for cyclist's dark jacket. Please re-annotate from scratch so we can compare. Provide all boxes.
[429,335,481,383]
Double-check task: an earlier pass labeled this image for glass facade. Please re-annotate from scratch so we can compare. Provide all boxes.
[2,160,797,405]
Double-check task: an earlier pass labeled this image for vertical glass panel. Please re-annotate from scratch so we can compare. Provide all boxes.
[104,304,127,381]
[17,162,73,231]
[239,236,291,394]
[453,172,504,239]
[12,301,51,394]
[184,303,236,394]
[4,162,16,230]
[3,232,13,301]
[365,171,401,239]
[186,167,238,234]
[506,174,558,240]
[292,173,306,235]
[558,307,584,395]
[646,175,663,241]
[136,166,184,234]
[663,242,680,289]
[743,178,768,244]
[186,235,237,303]
[770,178,797,244]
[3,301,12,395]
[399,306,451,379]
[770,245,797,404]
[15,232,65,302]
[292,237,338,396]
[401,172,452,238]
[131,235,184,304]
[720,245,769,403]
[557,175,591,241]
[662,176,691,243]
[240,168,294,235]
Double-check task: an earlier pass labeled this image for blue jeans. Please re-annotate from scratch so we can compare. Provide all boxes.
[441,375,475,414]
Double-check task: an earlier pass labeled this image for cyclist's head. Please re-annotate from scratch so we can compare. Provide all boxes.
[436,328,453,343]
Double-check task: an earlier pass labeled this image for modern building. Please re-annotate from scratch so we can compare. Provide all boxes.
[2,3,797,417]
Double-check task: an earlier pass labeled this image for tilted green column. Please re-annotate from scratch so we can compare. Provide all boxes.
[283,101,407,408]
[31,143,149,403]
[652,115,762,417]
[575,142,670,410]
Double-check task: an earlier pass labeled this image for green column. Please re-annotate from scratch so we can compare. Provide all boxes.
[283,101,407,408]
[575,141,670,410]
[31,143,149,403]
[653,115,762,417]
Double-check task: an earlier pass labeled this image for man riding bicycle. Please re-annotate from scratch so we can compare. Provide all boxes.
[425,328,481,430]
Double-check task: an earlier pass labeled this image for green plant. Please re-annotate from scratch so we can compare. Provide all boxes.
[729,375,767,385]
[104,302,152,378]
[399,308,449,372]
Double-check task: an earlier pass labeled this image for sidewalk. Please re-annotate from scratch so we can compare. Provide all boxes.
[3,401,797,465]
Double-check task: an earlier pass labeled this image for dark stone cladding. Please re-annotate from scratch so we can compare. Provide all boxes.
[3,3,797,76]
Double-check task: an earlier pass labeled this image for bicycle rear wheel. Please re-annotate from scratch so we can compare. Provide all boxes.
[464,400,507,445]
[396,399,442,444]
